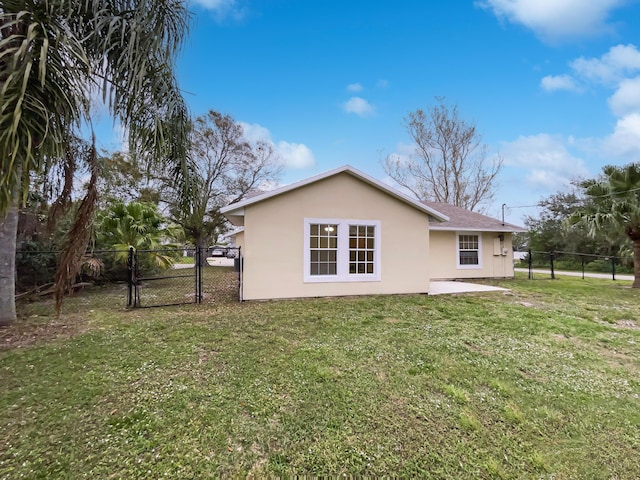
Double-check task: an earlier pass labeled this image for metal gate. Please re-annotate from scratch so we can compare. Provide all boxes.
[127,246,242,308]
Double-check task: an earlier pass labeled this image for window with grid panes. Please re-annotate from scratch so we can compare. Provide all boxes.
[349,225,375,274]
[304,218,380,282]
[458,234,479,266]
[309,223,338,275]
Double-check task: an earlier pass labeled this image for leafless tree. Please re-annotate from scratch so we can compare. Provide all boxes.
[384,98,502,212]
[160,110,281,260]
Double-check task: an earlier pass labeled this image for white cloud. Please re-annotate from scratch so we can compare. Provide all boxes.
[190,0,245,20]
[239,122,315,169]
[608,76,640,116]
[543,45,640,121]
[239,122,271,143]
[390,142,415,160]
[603,113,640,157]
[540,74,581,92]
[274,141,315,169]
[191,0,234,9]
[346,83,363,92]
[501,134,589,190]
[343,97,375,117]
[571,44,640,85]
[478,0,627,42]
[525,169,571,191]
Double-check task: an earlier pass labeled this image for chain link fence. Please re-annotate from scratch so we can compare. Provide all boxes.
[15,247,242,316]
[517,249,634,280]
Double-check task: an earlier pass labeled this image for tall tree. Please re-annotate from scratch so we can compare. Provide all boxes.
[97,151,161,208]
[526,189,626,256]
[0,1,191,325]
[161,110,281,261]
[383,97,502,212]
[573,163,640,288]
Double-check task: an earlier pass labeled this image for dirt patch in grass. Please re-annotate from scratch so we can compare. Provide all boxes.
[0,315,90,350]
[614,319,638,329]
[518,367,547,383]
[464,341,493,356]
[603,350,636,368]
[518,301,536,307]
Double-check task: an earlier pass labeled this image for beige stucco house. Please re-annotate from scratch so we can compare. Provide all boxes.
[425,201,525,280]
[221,165,524,301]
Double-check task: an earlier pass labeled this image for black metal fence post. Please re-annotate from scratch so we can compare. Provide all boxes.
[238,246,243,302]
[581,255,585,280]
[612,256,616,281]
[550,251,555,280]
[194,247,198,303]
[133,249,140,307]
[528,249,532,279]
[197,246,203,303]
[127,246,134,307]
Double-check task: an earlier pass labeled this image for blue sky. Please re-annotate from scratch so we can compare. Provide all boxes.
[98,0,640,224]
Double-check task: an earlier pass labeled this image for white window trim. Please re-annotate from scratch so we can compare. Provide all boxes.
[304,218,381,283]
[456,232,482,270]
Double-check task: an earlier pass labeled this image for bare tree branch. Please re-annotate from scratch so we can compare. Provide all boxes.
[159,110,282,259]
[383,98,502,212]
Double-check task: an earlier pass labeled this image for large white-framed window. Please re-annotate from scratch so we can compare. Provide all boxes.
[457,232,482,269]
[304,218,381,282]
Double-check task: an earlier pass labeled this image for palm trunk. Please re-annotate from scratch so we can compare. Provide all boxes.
[195,232,207,267]
[0,199,19,326]
[633,238,640,288]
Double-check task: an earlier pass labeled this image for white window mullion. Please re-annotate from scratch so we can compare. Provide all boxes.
[337,227,349,277]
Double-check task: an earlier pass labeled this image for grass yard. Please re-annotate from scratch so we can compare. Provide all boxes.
[1,274,639,478]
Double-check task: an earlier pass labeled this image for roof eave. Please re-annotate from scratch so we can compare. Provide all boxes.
[430,225,527,233]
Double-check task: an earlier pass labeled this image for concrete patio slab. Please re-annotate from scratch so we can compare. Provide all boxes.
[429,281,509,295]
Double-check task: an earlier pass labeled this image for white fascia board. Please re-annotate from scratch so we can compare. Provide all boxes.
[430,226,527,233]
[220,206,244,217]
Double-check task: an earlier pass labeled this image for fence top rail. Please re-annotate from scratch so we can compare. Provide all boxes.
[134,248,192,253]
[17,246,241,255]
[528,250,632,261]
[17,249,132,254]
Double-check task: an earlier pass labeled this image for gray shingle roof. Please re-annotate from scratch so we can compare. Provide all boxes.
[424,201,526,232]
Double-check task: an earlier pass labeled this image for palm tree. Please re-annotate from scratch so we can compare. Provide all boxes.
[97,201,176,269]
[0,1,192,324]
[574,163,640,288]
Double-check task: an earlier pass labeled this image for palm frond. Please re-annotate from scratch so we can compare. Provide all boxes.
[1,0,192,215]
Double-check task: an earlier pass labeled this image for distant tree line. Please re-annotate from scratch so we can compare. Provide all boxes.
[522,163,640,287]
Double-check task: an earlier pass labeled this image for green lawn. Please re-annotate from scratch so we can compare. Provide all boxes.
[1,274,639,478]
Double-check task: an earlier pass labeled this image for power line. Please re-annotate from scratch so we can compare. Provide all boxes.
[504,203,540,209]
[505,185,640,211]
[585,185,640,199]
